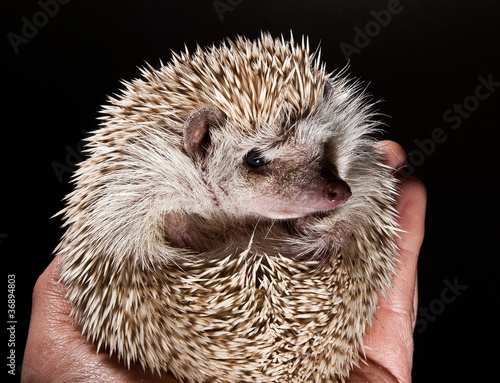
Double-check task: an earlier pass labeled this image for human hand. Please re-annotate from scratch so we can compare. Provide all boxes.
[21,254,178,383]
[347,140,426,382]
[22,140,425,383]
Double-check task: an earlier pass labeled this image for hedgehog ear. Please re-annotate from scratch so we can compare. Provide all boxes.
[183,108,222,158]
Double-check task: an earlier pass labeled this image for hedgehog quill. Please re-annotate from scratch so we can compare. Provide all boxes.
[56,33,400,382]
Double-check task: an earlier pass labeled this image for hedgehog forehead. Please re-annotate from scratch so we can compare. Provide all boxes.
[221,118,326,166]
[167,33,326,132]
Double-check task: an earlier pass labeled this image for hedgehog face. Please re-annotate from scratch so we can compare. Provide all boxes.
[183,106,351,220]
[238,146,352,219]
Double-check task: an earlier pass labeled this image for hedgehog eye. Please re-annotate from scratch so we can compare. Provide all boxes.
[245,149,269,168]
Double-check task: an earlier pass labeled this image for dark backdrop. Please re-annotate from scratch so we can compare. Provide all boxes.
[3,1,499,382]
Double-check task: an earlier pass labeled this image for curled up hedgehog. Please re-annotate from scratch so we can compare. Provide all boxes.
[56,33,399,382]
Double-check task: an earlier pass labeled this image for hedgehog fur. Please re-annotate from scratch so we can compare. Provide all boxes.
[56,32,399,382]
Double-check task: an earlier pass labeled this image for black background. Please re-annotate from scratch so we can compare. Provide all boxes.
[2,0,499,382]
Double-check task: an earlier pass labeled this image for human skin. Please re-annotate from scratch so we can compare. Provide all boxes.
[21,140,426,383]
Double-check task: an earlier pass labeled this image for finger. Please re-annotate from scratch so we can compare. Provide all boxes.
[22,254,74,382]
[392,176,426,311]
[375,140,407,176]
[31,253,69,318]
[359,176,426,382]
[23,255,180,383]
[377,176,426,322]
[375,140,425,317]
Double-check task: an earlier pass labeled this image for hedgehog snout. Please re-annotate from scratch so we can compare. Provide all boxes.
[324,180,351,208]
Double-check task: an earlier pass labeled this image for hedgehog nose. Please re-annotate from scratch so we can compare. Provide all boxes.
[324,180,351,208]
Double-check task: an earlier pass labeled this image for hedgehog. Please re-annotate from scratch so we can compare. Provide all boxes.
[55,33,399,382]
